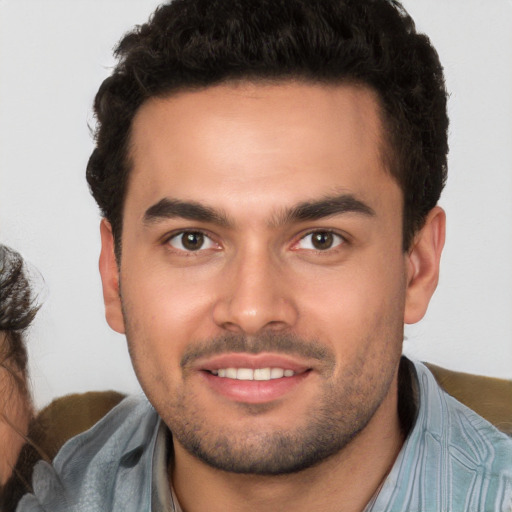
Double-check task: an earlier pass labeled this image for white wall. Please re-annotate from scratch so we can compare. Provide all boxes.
[0,0,510,409]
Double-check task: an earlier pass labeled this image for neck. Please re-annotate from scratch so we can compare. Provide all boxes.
[171,371,405,512]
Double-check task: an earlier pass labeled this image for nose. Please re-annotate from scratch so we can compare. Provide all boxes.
[212,248,299,335]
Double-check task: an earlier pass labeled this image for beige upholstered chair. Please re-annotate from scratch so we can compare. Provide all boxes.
[425,363,512,436]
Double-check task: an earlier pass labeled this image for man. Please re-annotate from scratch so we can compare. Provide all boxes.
[18,0,512,511]
[0,245,39,507]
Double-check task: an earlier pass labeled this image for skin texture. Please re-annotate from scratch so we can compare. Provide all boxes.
[100,82,445,512]
[0,333,31,485]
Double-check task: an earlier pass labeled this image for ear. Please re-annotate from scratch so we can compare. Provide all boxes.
[404,206,446,324]
[99,219,126,334]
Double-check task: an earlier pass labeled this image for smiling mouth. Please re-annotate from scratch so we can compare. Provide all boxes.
[200,359,313,403]
[209,367,300,381]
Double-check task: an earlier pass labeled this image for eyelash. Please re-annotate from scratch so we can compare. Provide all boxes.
[164,230,219,253]
[163,229,348,254]
[293,230,348,252]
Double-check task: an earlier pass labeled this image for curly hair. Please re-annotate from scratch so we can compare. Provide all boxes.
[0,246,39,394]
[86,0,448,255]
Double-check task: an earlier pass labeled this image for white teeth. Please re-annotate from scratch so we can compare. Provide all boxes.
[270,368,284,379]
[237,368,253,380]
[226,368,237,379]
[254,368,271,380]
[212,367,296,381]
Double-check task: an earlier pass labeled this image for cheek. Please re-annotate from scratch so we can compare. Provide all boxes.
[120,265,215,369]
[296,257,407,352]
[124,257,214,321]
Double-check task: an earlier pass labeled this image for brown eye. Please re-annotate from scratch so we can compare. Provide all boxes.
[297,231,344,251]
[182,232,204,251]
[169,231,215,252]
[311,232,334,250]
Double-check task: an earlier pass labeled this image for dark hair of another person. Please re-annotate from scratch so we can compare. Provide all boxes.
[0,246,40,512]
[86,0,448,258]
[0,246,39,396]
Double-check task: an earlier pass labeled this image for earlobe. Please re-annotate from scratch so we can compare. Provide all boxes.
[404,206,446,325]
[99,219,126,334]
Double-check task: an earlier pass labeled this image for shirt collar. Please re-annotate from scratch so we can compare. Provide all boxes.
[151,419,183,512]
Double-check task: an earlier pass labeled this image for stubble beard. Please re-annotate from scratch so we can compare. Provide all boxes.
[131,331,401,476]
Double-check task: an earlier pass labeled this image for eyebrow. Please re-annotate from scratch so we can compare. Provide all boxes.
[272,194,375,226]
[143,198,231,226]
[143,193,375,228]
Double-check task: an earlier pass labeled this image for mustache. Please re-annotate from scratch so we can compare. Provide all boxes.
[180,332,335,369]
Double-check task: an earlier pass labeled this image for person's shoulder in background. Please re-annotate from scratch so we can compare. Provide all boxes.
[1,390,125,511]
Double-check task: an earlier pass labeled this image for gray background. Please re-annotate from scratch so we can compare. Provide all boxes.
[1,0,511,408]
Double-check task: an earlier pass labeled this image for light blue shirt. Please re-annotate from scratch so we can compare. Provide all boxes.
[365,362,512,512]
[17,360,512,512]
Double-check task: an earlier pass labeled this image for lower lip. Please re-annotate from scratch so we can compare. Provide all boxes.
[201,371,311,403]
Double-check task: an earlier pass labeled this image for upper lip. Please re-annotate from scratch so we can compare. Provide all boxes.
[194,352,313,373]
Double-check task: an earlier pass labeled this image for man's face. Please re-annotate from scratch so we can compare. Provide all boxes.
[101,82,423,474]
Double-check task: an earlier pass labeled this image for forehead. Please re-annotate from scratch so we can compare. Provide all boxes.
[125,81,399,219]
